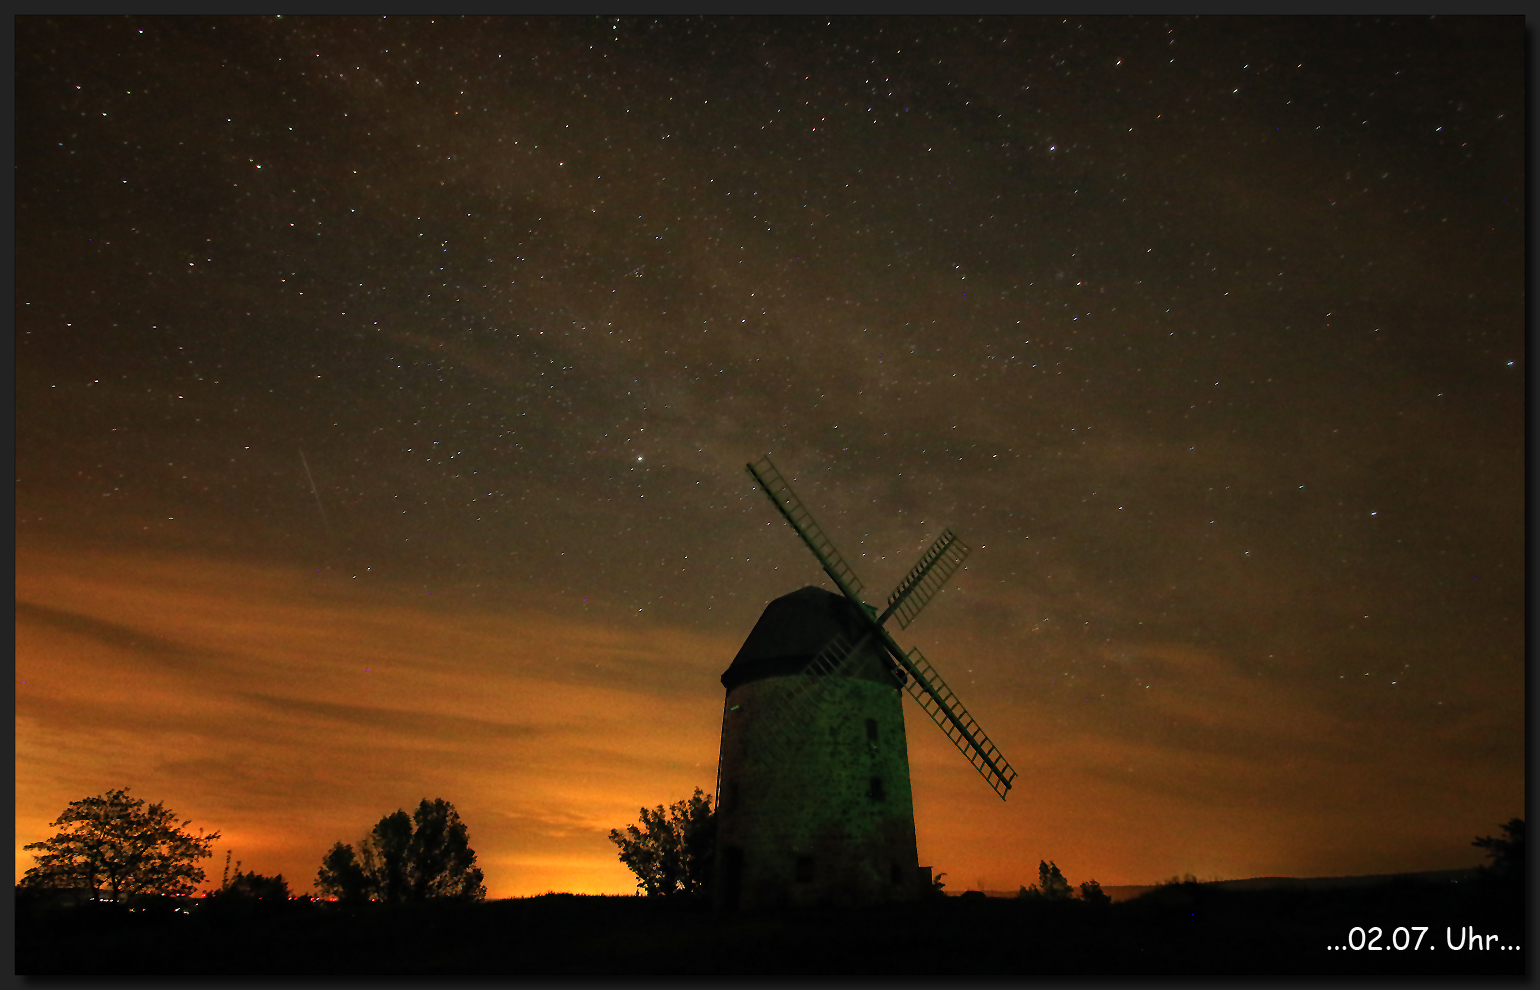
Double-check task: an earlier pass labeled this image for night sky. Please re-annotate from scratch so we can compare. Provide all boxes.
[16,16,1524,899]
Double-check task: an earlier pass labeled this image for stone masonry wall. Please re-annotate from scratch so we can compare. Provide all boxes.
[714,671,921,911]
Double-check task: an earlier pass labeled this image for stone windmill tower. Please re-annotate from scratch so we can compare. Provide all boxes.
[713,455,1016,912]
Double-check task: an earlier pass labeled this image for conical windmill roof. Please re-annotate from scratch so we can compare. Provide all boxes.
[721,586,902,691]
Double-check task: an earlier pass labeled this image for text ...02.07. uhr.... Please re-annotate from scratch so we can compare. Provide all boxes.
[1328,926,1521,952]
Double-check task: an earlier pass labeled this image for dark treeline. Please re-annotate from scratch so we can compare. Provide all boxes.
[18,799,1523,975]
[17,870,1524,976]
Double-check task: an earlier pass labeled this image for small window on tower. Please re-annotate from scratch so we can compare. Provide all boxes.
[869,777,885,801]
[795,856,814,882]
[866,718,878,743]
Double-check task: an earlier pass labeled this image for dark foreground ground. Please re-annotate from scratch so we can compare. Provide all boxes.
[16,875,1526,977]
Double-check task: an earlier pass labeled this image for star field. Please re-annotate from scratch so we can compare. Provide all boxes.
[15,15,1524,897]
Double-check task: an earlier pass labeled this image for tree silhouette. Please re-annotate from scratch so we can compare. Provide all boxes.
[365,809,416,903]
[1473,817,1524,881]
[316,798,486,904]
[1034,862,1071,905]
[317,841,371,904]
[403,798,486,900]
[214,849,291,903]
[203,858,293,920]
[609,788,715,898]
[1019,861,1099,903]
[222,869,291,901]
[1159,872,1200,887]
[20,788,219,903]
[1078,879,1111,906]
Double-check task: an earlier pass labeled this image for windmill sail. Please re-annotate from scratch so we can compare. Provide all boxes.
[745,454,1017,801]
[880,528,970,630]
[746,456,865,602]
[888,643,1016,798]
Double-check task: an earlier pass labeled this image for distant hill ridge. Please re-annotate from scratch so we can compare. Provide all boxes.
[965,867,1481,903]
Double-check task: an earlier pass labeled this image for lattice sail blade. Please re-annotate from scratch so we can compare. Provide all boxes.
[881,528,971,630]
[746,455,866,603]
[897,645,1016,799]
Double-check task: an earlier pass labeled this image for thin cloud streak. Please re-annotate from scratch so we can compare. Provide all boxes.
[16,544,728,897]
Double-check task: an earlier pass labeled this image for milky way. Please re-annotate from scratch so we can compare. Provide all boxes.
[16,16,1523,897]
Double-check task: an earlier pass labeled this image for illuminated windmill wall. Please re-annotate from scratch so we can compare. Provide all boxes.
[713,456,1016,912]
[715,586,921,910]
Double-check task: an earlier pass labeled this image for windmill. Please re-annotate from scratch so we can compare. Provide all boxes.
[713,454,1016,911]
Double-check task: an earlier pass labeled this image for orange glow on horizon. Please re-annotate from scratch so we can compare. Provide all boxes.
[16,538,1518,898]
